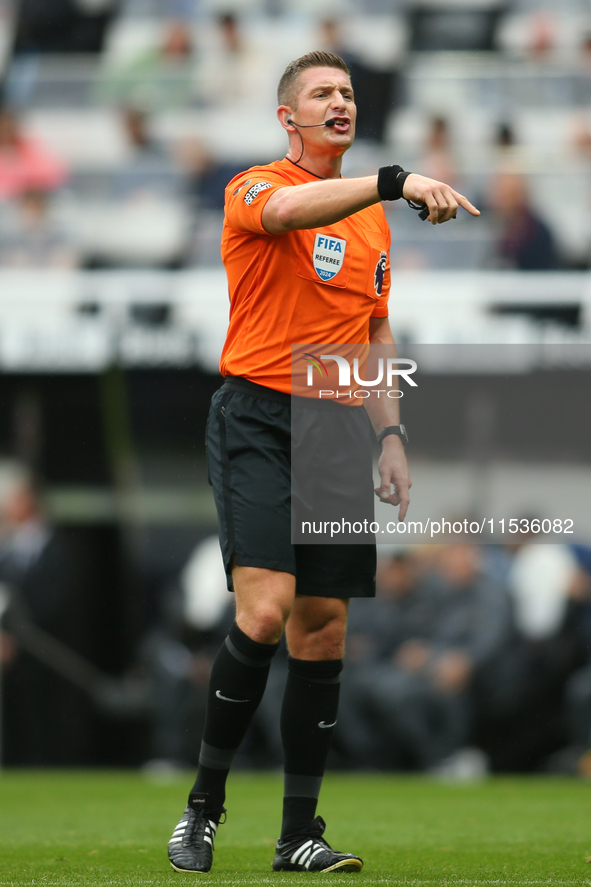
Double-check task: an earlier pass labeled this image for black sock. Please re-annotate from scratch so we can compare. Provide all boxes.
[280,656,342,838]
[191,622,279,810]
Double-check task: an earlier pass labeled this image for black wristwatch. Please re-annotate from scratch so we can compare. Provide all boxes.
[377,424,408,446]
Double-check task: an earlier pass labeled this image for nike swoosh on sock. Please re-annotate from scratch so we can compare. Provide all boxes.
[215,690,251,703]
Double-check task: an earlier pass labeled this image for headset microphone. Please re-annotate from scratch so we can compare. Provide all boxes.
[286,117,341,164]
[287,118,339,128]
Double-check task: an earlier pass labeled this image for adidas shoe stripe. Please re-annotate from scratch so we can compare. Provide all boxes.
[291,839,313,865]
[306,847,325,869]
[168,798,226,874]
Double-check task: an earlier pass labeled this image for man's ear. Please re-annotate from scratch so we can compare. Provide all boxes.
[278,106,295,130]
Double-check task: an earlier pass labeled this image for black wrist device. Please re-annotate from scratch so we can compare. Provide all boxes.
[377,425,408,446]
[377,165,410,201]
[378,167,429,220]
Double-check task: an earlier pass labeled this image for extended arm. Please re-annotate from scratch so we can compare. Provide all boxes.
[262,172,480,234]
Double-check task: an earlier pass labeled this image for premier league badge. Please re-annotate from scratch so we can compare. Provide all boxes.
[374,251,387,296]
[312,234,347,282]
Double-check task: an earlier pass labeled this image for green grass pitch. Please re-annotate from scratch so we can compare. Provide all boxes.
[0,771,590,886]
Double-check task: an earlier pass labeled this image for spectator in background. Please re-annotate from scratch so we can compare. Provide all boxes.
[339,545,513,776]
[488,171,559,270]
[114,106,180,193]
[318,18,354,68]
[493,121,521,167]
[0,108,67,199]
[421,117,458,189]
[98,19,198,111]
[506,542,591,773]
[561,547,591,775]
[141,536,233,769]
[0,106,75,268]
[0,465,86,764]
[121,107,168,160]
[197,12,273,109]
[177,136,243,212]
[318,16,400,144]
[0,189,79,268]
[508,544,584,644]
[175,135,243,266]
[496,123,515,149]
[407,544,514,776]
[526,11,557,60]
[336,549,441,769]
[491,122,533,173]
[580,32,591,67]
[561,546,591,775]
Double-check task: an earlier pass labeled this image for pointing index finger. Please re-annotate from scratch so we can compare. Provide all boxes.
[454,191,480,217]
[398,496,410,522]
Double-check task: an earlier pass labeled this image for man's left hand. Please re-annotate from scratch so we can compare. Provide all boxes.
[374,435,411,520]
[403,173,480,225]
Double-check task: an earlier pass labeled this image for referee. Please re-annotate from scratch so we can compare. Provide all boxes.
[168,50,480,874]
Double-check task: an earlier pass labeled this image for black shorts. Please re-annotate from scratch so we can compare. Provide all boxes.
[206,377,376,598]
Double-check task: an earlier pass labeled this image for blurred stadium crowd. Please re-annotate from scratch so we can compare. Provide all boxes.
[2,468,591,777]
[1,0,591,773]
[137,531,591,780]
[0,0,590,270]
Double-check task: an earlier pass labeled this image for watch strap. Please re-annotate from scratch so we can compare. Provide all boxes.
[377,425,408,446]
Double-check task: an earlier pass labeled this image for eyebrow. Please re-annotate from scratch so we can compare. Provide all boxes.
[306,82,354,94]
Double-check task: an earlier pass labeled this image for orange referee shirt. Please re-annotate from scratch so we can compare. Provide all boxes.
[219,158,391,395]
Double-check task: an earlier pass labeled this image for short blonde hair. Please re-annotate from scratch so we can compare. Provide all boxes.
[277,51,350,109]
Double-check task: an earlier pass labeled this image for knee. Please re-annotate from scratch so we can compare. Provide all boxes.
[288,611,348,660]
[237,602,289,645]
[233,566,295,644]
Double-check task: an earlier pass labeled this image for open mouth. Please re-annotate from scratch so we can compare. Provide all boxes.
[330,117,350,132]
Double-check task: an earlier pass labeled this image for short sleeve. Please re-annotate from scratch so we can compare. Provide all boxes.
[224,172,287,235]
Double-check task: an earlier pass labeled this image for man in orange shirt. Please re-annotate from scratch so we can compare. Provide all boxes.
[168,51,479,875]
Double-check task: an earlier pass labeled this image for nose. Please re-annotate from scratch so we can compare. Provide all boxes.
[331,91,347,111]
